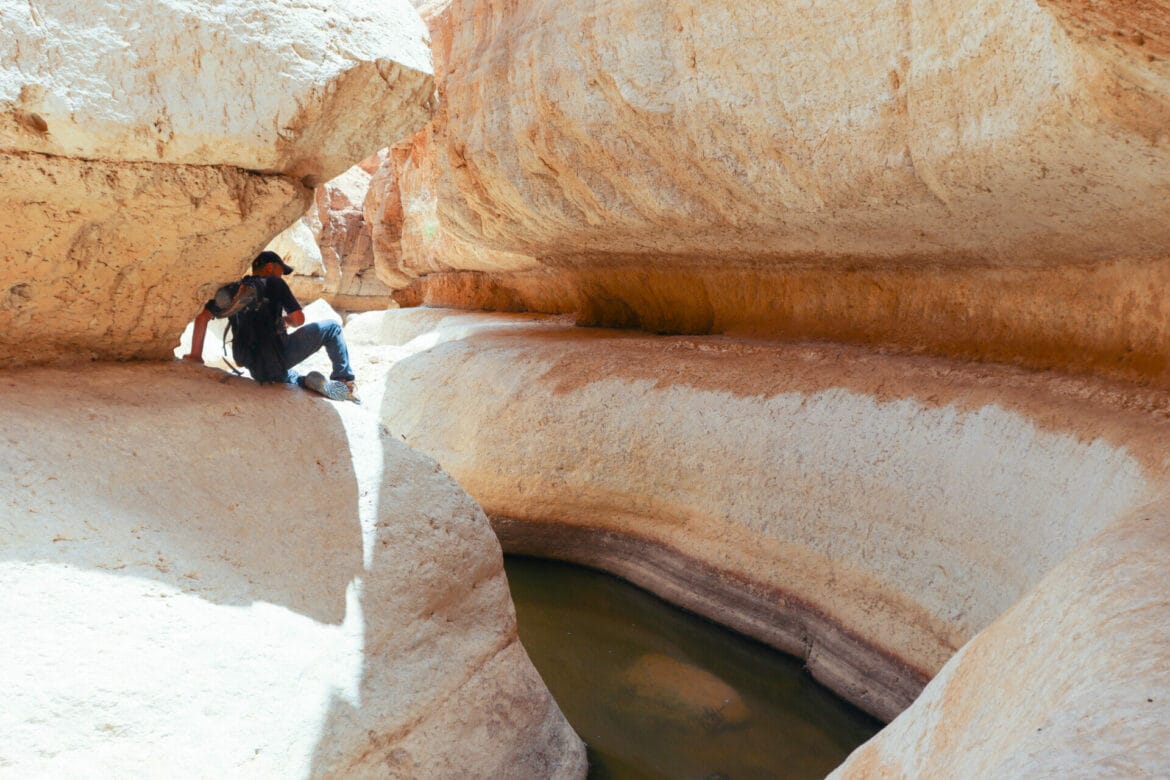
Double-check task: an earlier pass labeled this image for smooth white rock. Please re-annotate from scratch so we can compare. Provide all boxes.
[0,0,435,180]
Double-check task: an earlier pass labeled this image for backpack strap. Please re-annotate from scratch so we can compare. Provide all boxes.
[221,325,245,376]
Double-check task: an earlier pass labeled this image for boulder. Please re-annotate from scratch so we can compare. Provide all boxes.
[0,0,435,182]
[0,361,586,777]
[832,506,1170,777]
[621,654,749,728]
[0,152,308,365]
[266,219,326,279]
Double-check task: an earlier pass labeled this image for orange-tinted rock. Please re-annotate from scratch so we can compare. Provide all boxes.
[1,1,436,364]
[270,150,402,311]
[0,153,309,365]
[383,0,1170,386]
[355,308,1170,771]
[311,163,393,311]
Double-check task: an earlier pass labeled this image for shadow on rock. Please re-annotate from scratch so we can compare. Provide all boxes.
[1,361,362,624]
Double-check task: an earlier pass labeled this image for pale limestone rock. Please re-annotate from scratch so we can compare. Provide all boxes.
[383,0,1170,387]
[266,219,326,278]
[0,361,586,778]
[1,0,437,366]
[429,0,1170,264]
[831,507,1170,778]
[366,129,541,295]
[365,1,544,292]
[0,0,435,182]
[0,152,309,365]
[350,309,1170,774]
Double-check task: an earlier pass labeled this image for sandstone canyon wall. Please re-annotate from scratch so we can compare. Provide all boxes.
[5,0,1170,774]
[348,0,1170,772]
[0,0,433,365]
[355,308,1170,773]
[377,0,1170,387]
[269,153,398,313]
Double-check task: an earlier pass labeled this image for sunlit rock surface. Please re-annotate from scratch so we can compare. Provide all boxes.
[0,0,435,366]
[267,219,326,279]
[832,504,1170,777]
[350,308,1170,768]
[0,0,434,181]
[381,0,1170,386]
[0,361,586,777]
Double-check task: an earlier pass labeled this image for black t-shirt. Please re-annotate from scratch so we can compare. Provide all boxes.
[251,275,301,318]
[205,275,302,319]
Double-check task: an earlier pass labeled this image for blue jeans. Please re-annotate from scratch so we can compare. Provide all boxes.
[281,321,355,384]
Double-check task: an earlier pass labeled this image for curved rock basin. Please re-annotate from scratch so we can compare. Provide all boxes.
[349,307,1170,775]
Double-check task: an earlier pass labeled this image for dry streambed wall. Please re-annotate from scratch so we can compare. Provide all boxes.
[367,309,1170,768]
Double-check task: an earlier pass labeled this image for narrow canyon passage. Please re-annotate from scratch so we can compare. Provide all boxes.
[6,0,1170,773]
[347,306,1170,775]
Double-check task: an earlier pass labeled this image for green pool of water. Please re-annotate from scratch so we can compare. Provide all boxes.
[504,555,882,779]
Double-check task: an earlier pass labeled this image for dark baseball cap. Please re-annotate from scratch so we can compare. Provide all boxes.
[252,250,294,274]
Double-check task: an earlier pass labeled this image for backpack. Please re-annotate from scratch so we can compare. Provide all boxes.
[210,278,288,383]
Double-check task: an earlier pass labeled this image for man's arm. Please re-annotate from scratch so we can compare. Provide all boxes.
[273,275,305,328]
[182,306,213,363]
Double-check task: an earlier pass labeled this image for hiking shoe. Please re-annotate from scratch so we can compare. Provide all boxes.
[343,380,361,404]
[303,371,352,402]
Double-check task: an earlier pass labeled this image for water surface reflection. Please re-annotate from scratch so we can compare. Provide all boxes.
[505,555,881,779]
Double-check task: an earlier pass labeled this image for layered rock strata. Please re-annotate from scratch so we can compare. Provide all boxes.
[0,0,435,364]
[379,0,1170,386]
[356,308,1170,767]
[0,361,586,777]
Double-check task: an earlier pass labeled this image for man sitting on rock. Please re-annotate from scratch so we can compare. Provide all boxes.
[183,251,358,401]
